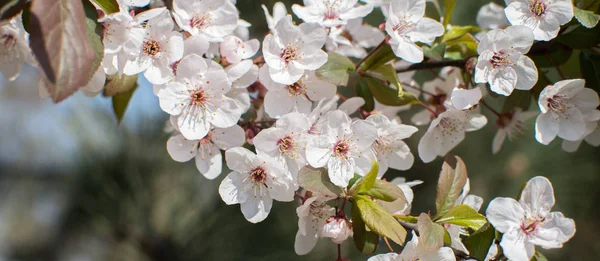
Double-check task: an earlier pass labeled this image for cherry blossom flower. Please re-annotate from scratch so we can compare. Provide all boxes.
[306,110,378,187]
[167,125,245,179]
[253,112,311,176]
[225,60,259,89]
[477,2,509,30]
[561,121,600,152]
[292,0,374,28]
[219,147,297,223]
[258,65,336,118]
[81,66,107,97]
[378,177,422,215]
[368,231,456,261]
[157,54,244,140]
[474,26,538,96]
[385,0,444,63]
[492,108,539,154]
[321,217,353,244]
[262,2,288,32]
[220,35,260,64]
[366,114,418,175]
[504,0,574,41]
[294,196,336,255]
[411,68,461,126]
[418,109,487,163]
[172,0,239,42]
[122,9,184,84]
[262,16,328,84]
[486,176,576,261]
[450,86,483,111]
[326,18,385,58]
[535,79,600,144]
[0,13,33,81]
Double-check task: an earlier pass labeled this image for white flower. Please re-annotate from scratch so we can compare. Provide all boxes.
[295,196,336,255]
[492,108,539,154]
[366,114,418,175]
[253,112,311,176]
[486,176,576,261]
[259,66,336,118]
[321,217,352,244]
[306,110,378,187]
[0,13,33,81]
[172,0,239,42]
[450,86,482,111]
[385,0,444,63]
[477,2,509,30]
[167,125,245,179]
[157,54,244,140]
[326,18,385,58]
[368,231,456,261]
[117,0,150,8]
[122,9,184,84]
[262,16,328,84]
[474,25,538,96]
[233,19,251,41]
[535,79,600,144]
[378,177,422,215]
[218,147,297,223]
[418,109,487,163]
[447,179,484,254]
[262,2,288,32]
[504,0,573,41]
[561,121,600,152]
[292,0,374,28]
[81,66,107,97]
[410,68,462,126]
[220,36,260,64]
[225,60,259,89]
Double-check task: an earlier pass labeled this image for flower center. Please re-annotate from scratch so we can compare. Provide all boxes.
[170,60,181,75]
[277,135,295,153]
[520,216,545,236]
[393,18,416,35]
[373,137,391,154]
[333,140,350,158]
[250,166,267,184]
[190,14,211,30]
[547,95,568,114]
[286,81,307,96]
[490,51,513,69]
[190,89,209,107]
[142,40,161,56]
[323,0,341,21]
[280,44,300,64]
[529,0,547,17]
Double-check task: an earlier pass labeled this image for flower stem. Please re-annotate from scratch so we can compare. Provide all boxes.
[383,237,395,252]
[418,100,438,117]
[355,38,388,72]
[480,99,501,117]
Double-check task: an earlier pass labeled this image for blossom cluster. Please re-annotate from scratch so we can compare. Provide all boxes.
[0,0,594,260]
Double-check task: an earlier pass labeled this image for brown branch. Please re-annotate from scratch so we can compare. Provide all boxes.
[395,58,470,73]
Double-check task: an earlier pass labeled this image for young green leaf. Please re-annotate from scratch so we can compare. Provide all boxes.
[112,84,137,123]
[445,33,478,58]
[395,215,418,223]
[349,160,379,195]
[422,43,446,61]
[104,73,138,96]
[441,26,480,43]
[30,0,99,103]
[574,6,600,28]
[532,251,549,261]
[464,223,496,261]
[436,204,487,231]
[89,0,120,14]
[361,179,407,203]
[316,52,356,86]
[442,0,457,28]
[356,76,375,111]
[84,0,104,85]
[359,44,395,72]
[417,213,445,251]
[364,77,419,106]
[355,195,407,245]
[434,155,468,219]
[297,167,344,198]
[369,64,402,91]
[351,200,379,254]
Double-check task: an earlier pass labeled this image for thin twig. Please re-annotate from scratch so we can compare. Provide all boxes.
[479,99,501,117]
[383,237,395,252]
[356,39,388,71]
[396,59,470,73]
[418,100,438,117]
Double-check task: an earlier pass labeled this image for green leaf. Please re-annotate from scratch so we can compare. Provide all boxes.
[362,179,407,203]
[441,26,480,43]
[355,195,407,245]
[349,160,379,194]
[574,6,600,28]
[297,167,344,197]
[30,0,99,103]
[369,64,403,90]
[465,223,496,261]
[351,200,379,254]
[104,73,138,96]
[556,25,600,49]
[502,90,532,113]
[364,77,419,106]
[112,84,137,123]
[356,76,375,111]
[436,204,487,231]
[434,155,468,219]
[89,0,120,14]
[532,251,549,261]
[84,0,104,84]
[422,43,446,61]
[316,52,356,86]
[347,173,362,191]
[580,52,600,92]
[529,44,573,68]
[395,215,418,223]
[0,0,30,21]
[417,213,445,250]
[445,33,478,58]
[442,0,457,28]
[359,44,395,71]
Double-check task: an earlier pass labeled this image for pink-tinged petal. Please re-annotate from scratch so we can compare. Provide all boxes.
[520,176,555,216]
[489,67,517,96]
[389,37,423,63]
[219,172,248,204]
[295,50,328,70]
[387,143,415,171]
[241,196,273,223]
[183,35,210,56]
[557,107,586,141]
[269,63,304,85]
[418,129,442,163]
[367,253,398,261]
[505,25,534,53]
[175,54,208,81]
[306,135,335,168]
[177,112,211,140]
[145,9,173,36]
[166,134,198,162]
[211,125,246,150]
[234,64,259,88]
[225,59,253,82]
[144,63,172,85]
[486,197,524,233]
[328,157,355,187]
[337,97,365,114]
[350,120,378,150]
[450,87,482,110]
[157,82,189,115]
[571,87,600,113]
[532,212,575,248]
[492,129,507,154]
[500,229,534,261]
[294,230,318,255]
[263,90,296,118]
[553,79,585,98]
[195,145,222,179]
[535,113,559,145]
[210,96,243,128]
[225,147,256,172]
[410,17,444,44]
[514,56,537,91]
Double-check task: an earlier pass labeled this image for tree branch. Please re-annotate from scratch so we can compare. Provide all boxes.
[396,58,469,73]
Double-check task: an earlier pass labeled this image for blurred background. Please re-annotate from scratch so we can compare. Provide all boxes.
[1,0,599,260]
